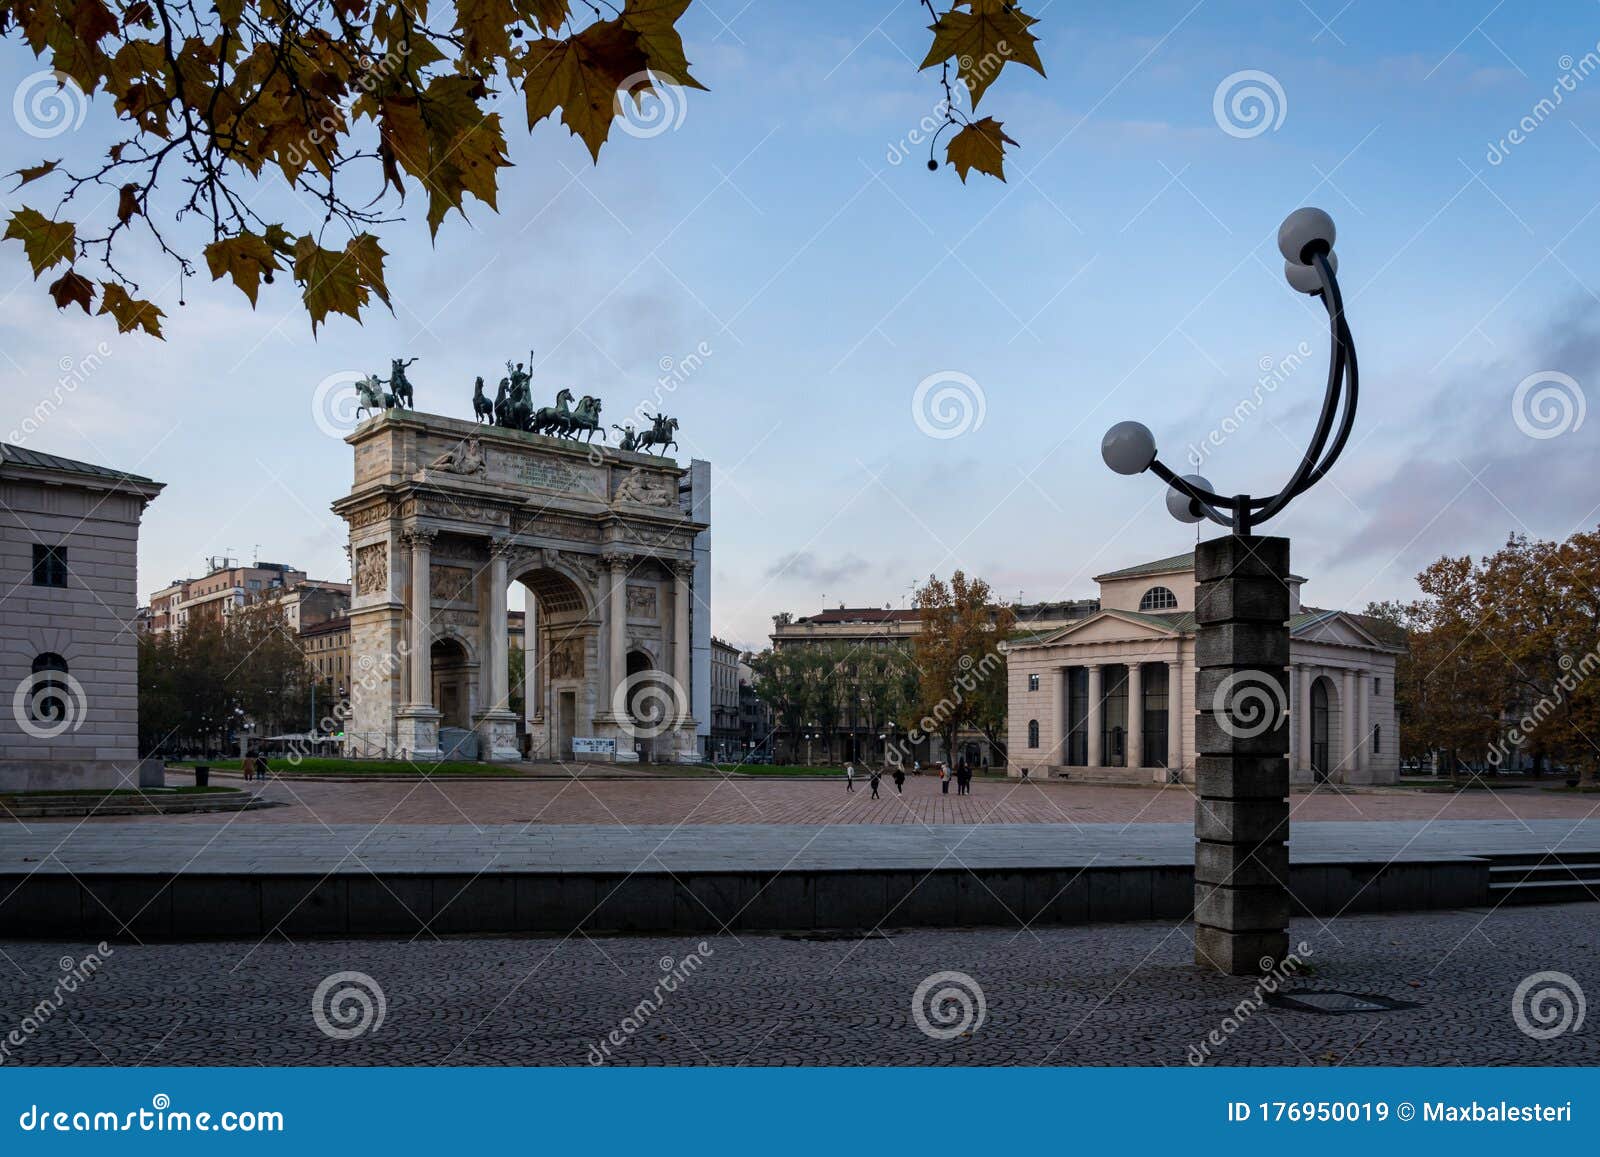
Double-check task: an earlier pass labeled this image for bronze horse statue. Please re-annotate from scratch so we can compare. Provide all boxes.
[635,412,679,455]
[471,376,494,423]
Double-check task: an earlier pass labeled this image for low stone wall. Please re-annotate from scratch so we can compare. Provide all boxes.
[0,858,1490,940]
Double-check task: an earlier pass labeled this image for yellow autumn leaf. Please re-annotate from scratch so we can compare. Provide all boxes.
[946,117,1017,183]
[517,20,650,160]
[203,231,283,306]
[98,281,165,337]
[4,207,76,278]
[921,3,1045,108]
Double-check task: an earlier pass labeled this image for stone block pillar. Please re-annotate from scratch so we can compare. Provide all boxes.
[1193,534,1291,975]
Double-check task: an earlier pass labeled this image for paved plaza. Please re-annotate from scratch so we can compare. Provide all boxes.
[1,905,1595,1066]
[74,770,1600,827]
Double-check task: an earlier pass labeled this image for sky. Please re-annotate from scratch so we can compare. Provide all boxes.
[4,0,1600,651]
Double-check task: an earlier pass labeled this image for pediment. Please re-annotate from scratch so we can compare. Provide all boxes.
[1293,612,1392,650]
[1023,609,1182,648]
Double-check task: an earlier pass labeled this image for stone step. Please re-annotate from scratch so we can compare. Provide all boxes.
[1488,877,1600,905]
[1489,860,1600,884]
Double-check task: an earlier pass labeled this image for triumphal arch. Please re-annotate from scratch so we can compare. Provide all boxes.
[332,408,706,762]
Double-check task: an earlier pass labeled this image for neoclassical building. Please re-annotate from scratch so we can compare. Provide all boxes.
[1004,551,1404,785]
[0,444,163,789]
[332,410,709,763]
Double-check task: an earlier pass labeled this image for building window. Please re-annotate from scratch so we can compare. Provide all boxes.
[26,653,70,725]
[1373,676,1381,695]
[1139,585,1177,611]
[1373,725,1381,754]
[1028,673,1039,691]
[1027,719,1040,749]
[31,544,67,588]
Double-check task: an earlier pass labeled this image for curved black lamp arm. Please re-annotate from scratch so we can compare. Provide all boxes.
[1125,241,1357,535]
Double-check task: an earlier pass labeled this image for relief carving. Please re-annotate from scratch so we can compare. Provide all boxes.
[431,563,474,603]
[355,543,388,596]
[627,583,658,619]
[548,638,585,679]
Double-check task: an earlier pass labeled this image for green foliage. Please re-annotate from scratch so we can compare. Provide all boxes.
[138,607,311,754]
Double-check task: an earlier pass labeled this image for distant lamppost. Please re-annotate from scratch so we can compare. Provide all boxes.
[1100,208,1355,976]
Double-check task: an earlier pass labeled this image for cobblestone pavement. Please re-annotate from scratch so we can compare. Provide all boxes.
[2,905,1596,1066]
[77,771,1600,827]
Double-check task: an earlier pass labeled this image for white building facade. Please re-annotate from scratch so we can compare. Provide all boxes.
[1005,552,1403,786]
[0,444,163,789]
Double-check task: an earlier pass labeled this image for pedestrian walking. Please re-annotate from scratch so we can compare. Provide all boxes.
[869,768,881,799]
[892,767,905,794]
[912,760,921,776]
[940,763,950,794]
[845,762,855,793]
[956,759,970,795]
[241,751,256,782]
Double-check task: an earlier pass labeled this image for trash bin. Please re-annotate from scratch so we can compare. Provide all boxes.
[194,765,210,787]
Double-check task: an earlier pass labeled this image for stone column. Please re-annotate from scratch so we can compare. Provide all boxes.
[605,553,630,717]
[1356,668,1371,777]
[673,560,693,723]
[395,528,441,758]
[1127,662,1144,769]
[1166,659,1183,782]
[1051,667,1068,767]
[1298,664,1314,772]
[1193,535,1291,976]
[1341,667,1357,780]
[475,537,520,761]
[407,530,434,708]
[1086,664,1104,767]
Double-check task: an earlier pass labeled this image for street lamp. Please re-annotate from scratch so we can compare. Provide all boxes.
[1100,208,1354,534]
[1099,207,1358,978]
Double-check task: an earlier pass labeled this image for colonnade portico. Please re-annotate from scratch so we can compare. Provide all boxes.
[1032,651,1190,783]
[1288,662,1379,784]
[334,409,709,763]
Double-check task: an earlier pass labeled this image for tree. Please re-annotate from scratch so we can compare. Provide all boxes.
[508,644,526,720]
[912,570,1013,763]
[2,1,1047,334]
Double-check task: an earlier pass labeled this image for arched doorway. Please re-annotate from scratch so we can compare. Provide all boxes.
[1310,676,1332,783]
[430,637,473,730]
[512,563,595,762]
[622,648,675,761]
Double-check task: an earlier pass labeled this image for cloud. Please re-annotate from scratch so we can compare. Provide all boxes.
[764,550,871,587]
[1331,297,1600,570]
